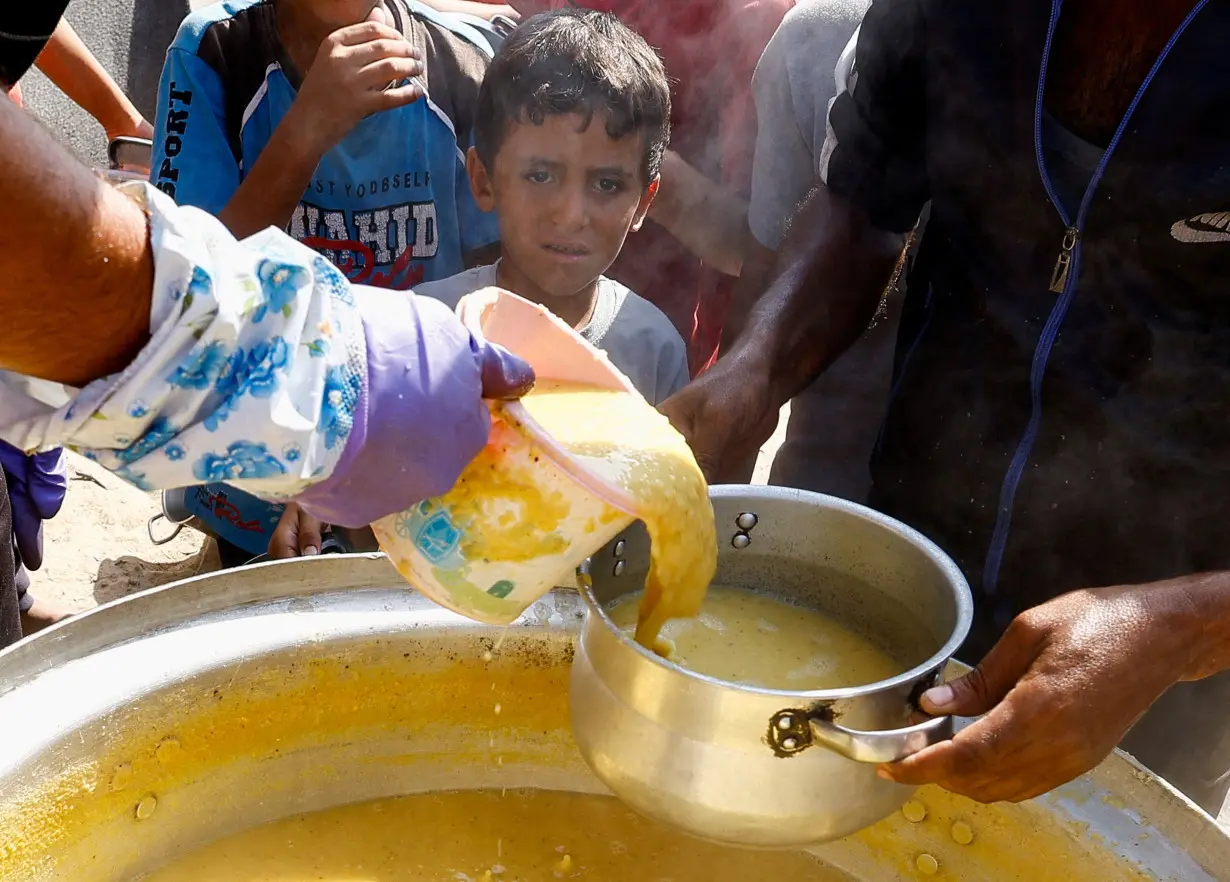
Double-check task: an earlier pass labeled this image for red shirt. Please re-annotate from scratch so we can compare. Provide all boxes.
[513,0,794,375]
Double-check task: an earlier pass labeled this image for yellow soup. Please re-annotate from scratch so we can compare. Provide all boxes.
[607,586,902,690]
[141,789,848,881]
[517,383,716,651]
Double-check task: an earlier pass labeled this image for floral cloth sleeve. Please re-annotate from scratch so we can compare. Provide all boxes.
[0,183,366,498]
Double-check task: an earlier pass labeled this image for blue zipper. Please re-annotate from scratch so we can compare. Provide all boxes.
[981,0,1211,596]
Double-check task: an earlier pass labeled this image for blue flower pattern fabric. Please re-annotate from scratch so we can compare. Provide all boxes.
[320,364,363,451]
[0,183,367,500]
[193,440,289,483]
[253,261,311,324]
[167,340,230,390]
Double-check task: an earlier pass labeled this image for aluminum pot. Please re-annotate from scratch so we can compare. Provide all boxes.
[571,485,974,847]
[0,556,1225,881]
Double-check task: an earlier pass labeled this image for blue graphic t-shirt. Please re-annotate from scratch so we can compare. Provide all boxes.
[151,0,499,290]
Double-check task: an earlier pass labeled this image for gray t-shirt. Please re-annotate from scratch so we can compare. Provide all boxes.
[414,263,690,406]
[748,0,869,249]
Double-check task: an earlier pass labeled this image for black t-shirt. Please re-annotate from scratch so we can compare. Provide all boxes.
[0,2,69,87]
[823,0,1230,658]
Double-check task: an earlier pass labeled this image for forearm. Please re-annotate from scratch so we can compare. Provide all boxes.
[718,235,777,354]
[1172,571,1230,681]
[1,178,370,501]
[35,20,144,137]
[649,151,748,276]
[0,96,151,385]
[218,106,324,239]
[729,185,905,404]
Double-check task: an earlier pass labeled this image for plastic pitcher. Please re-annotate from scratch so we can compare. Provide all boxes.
[371,288,641,624]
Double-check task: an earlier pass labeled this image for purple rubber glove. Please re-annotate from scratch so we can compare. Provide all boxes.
[295,289,534,527]
[0,442,68,572]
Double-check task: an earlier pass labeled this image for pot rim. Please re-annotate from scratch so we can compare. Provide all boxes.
[578,485,974,703]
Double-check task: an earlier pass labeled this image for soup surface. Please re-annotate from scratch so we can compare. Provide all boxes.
[606,587,902,690]
[518,383,716,650]
[140,789,848,881]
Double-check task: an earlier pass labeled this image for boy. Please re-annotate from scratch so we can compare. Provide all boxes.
[511,0,794,376]
[270,8,688,557]
[153,0,501,563]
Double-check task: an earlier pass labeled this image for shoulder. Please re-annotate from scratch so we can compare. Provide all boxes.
[600,282,690,403]
[716,0,796,55]
[413,265,496,310]
[601,281,687,357]
[758,0,870,80]
[780,0,872,39]
[400,0,496,59]
[170,0,272,59]
[586,279,688,403]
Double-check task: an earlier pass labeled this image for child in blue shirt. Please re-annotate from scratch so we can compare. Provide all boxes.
[151,0,499,286]
[269,8,688,558]
[152,0,502,560]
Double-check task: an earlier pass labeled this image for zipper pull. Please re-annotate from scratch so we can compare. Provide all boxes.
[1049,226,1080,293]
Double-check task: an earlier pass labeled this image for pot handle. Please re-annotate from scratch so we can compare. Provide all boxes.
[808,714,953,764]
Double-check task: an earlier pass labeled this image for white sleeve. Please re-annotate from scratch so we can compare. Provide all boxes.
[0,183,367,497]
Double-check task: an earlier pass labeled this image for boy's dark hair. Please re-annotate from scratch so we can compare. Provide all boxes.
[474,8,671,185]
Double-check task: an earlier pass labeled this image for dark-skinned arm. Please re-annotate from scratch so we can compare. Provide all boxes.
[736,183,905,405]
[718,230,778,356]
[661,184,905,481]
[0,96,152,385]
[35,20,152,141]
[660,0,926,480]
[882,570,1230,803]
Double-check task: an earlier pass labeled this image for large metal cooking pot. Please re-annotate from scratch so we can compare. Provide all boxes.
[0,556,1227,881]
[572,486,973,847]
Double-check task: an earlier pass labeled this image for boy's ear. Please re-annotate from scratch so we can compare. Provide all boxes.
[466,147,497,213]
[630,176,659,233]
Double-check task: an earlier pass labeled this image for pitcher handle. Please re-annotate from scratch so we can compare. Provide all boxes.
[808,715,953,764]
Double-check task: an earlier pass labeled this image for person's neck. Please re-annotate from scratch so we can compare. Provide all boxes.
[275,1,382,78]
[495,258,600,330]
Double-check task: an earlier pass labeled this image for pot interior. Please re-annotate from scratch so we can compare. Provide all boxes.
[583,488,972,682]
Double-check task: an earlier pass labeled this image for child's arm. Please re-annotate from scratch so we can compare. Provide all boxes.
[35,20,151,141]
[269,503,326,558]
[220,14,424,239]
[153,9,423,236]
[649,149,749,277]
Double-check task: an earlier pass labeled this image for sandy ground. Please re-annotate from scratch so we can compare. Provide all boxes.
[28,453,220,613]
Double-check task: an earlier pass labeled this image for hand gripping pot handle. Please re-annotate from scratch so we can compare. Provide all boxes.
[810,714,953,764]
[770,708,953,764]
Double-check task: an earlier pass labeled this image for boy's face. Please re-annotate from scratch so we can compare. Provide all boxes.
[468,112,656,306]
